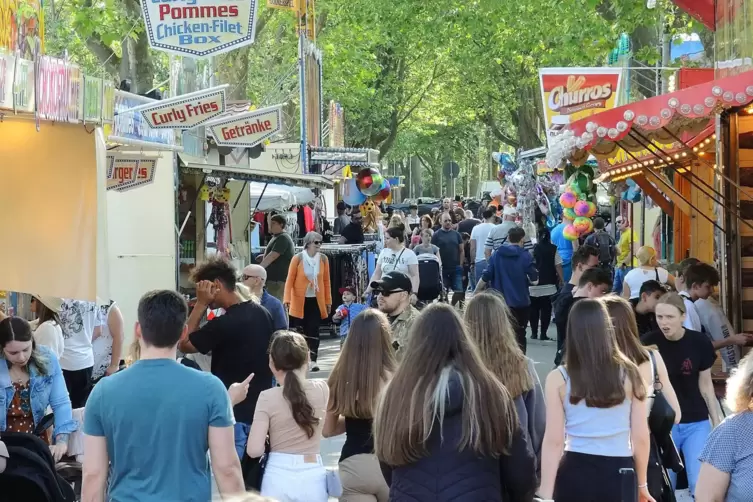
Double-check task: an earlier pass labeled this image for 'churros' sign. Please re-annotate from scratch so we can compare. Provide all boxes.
[539,67,624,146]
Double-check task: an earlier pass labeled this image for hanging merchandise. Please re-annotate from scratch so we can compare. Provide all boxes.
[574,200,591,217]
[356,167,384,197]
[559,190,577,208]
[563,224,579,241]
[373,179,391,203]
[360,199,381,233]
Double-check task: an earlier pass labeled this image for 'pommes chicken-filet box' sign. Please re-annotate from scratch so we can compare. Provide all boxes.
[207,104,282,148]
[106,156,157,192]
[141,0,259,57]
[122,85,228,130]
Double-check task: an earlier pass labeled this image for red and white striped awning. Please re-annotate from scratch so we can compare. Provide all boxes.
[547,70,753,169]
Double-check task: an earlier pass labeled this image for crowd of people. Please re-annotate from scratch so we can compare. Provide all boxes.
[1,197,752,502]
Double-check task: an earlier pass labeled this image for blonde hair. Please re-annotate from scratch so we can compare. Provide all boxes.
[637,246,657,266]
[235,283,260,304]
[657,292,686,315]
[464,292,533,398]
[125,338,141,367]
[725,351,753,413]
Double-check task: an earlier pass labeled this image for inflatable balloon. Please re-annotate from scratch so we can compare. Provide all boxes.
[356,167,384,197]
[574,200,590,217]
[342,177,367,206]
[559,191,577,209]
[372,179,392,203]
[586,201,598,218]
[573,217,592,234]
[563,207,576,221]
[563,224,579,241]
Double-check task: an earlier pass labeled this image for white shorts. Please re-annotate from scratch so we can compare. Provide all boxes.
[260,452,328,502]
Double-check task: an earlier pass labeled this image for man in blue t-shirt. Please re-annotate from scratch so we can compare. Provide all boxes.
[82,290,245,502]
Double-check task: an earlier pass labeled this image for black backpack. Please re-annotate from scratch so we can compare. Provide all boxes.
[586,231,615,265]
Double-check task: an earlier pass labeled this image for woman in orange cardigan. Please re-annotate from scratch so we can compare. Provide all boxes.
[283,231,332,372]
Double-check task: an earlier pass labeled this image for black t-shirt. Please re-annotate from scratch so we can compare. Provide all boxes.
[553,293,584,365]
[630,298,657,336]
[641,329,716,423]
[432,228,463,268]
[189,302,275,423]
[341,222,365,244]
[458,218,480,235]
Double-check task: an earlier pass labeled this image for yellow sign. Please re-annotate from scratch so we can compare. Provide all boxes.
[267,0,298,11]
[306,0,315,40]
[539,67,624,147]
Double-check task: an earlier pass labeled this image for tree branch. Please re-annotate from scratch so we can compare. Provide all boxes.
[85,39,121,75]
[479,110,520,149]
[397,59,440,126]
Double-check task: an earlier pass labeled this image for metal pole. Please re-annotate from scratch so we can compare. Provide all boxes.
[299,32,308,173]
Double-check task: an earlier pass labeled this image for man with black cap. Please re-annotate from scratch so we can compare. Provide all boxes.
[372,271,419,356]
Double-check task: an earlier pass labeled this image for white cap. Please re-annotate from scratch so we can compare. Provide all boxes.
[502,205,519,216]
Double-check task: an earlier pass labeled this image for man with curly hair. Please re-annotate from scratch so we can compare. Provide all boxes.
[178,257,275,459]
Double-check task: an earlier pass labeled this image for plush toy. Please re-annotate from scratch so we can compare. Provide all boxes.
[360,199,381,232]
[563,208,576,221]
[586,201,598,218]
[573,216,592,234]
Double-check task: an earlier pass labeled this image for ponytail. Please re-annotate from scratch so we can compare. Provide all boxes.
[282,371,319,438]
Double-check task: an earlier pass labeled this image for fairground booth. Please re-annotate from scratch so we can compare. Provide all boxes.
[548,69,753,337]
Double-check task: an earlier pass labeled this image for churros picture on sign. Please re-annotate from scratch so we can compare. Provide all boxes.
[539,67,624,146]
[141,0,259,57]
[206,104,283,148]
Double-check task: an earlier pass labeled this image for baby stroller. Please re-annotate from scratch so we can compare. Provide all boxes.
[0,431,77,502]
[416,253,442,309]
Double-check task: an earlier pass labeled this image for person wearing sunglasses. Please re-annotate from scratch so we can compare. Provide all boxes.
[284,232,332,372]
[372,271,418,357]
[242,264,288,332]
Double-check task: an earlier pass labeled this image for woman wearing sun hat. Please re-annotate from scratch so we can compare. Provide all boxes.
[31,295,65,358]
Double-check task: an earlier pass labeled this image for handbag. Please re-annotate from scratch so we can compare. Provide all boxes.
[326,468,343,497]
[647,351,684,473]
[240,439,270,491]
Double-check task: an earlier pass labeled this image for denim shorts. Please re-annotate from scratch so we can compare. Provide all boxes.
[442,265,464,292]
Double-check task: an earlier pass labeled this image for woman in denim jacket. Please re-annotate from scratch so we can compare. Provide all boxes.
[0,316,77,461]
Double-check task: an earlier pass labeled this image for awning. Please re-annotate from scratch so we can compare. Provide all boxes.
[249,182,315,211]
[179,162,334,189]
[671,0,715,31]
[547,70,753,169]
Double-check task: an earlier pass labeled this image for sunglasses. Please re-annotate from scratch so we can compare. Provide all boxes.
[312,241,322,245]
[242,275,262,281]
[378,289,405,297]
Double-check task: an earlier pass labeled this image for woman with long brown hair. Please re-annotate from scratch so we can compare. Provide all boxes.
[374,303,536,502]
[323,309,396,502]
[464,292,545,468]
[603,296,681,501]
[246,331,329,502]
[539,299,654,502]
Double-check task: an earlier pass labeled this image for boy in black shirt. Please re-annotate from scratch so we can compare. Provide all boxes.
[629,280,664,335]
[553,267,611,365]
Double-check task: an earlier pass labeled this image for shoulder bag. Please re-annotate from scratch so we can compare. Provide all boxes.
[647,351,684,473]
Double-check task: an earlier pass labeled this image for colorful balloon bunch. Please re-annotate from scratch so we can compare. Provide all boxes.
[342,167,391,206]
[559,171,598,241]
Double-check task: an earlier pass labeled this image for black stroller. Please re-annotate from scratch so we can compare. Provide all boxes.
[416,254,442,309]
[0,431,77,502]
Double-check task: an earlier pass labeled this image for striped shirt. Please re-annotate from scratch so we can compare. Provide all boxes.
[485,222,534,254]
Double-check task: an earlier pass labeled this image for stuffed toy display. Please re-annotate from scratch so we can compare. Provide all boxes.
[360,199,382,233]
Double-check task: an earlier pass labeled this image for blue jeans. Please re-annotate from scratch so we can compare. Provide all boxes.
[234,422,251,459]
[442,265,463,292]
[473,260,487,288]
[668,420,711,496]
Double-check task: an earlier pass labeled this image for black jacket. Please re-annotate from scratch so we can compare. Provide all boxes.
[380,372,537,502]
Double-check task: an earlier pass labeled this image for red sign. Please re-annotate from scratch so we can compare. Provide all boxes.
[207,104,283,148]
[106,155,157,192]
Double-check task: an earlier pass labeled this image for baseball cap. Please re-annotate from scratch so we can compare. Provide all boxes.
[339,286,356,295]
[502,205,519,216]
[371,271,412,294]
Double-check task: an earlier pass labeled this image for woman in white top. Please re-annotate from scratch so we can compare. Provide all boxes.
[31,295,65,358]
[622,246,675,299]
[365,227,419,297]
[91,302,125,382]
[539,299,652,502]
